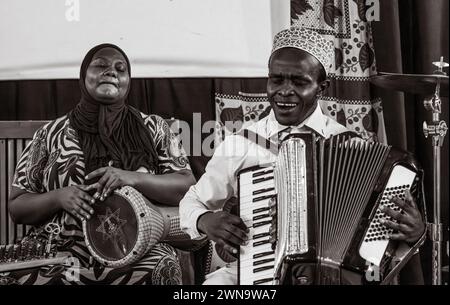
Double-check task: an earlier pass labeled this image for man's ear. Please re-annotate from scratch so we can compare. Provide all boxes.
[318,79,330,94]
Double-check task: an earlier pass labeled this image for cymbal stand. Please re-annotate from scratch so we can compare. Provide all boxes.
[422,57,449,285]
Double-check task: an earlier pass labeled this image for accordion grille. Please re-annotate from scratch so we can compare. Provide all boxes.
[275,137,309,265]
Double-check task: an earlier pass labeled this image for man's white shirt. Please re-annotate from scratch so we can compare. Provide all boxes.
[180,104,349,239]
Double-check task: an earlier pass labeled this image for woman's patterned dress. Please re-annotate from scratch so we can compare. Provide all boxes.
[1,113,191,285]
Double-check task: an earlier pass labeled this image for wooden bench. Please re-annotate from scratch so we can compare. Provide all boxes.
[0,121,49,245]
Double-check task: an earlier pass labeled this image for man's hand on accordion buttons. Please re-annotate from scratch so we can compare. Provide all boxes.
[85,167,137,202]
[197,211,249,257]
[379,190,425,244]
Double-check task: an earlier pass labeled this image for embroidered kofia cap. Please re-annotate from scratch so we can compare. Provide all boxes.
[271,27,334,75]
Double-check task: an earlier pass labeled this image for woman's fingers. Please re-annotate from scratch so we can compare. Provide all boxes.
[86,169,122,201]
[83,183,102,202]
[85,174,111,200]
[79,200,94,215]
[76,184,91,192]
[97,174,112,197]
[74,185,96,204]
[72,199,94,221]
[76,204,92,220]
[101,177,119,200]
[70,208,85,222]
[85,167,108,180]
[79,190,95,204]
[84,168,130,202]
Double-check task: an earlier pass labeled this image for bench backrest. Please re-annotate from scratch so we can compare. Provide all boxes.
[0,121,49,244]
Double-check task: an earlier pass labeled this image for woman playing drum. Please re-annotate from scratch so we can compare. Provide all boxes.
[6,44,195,285]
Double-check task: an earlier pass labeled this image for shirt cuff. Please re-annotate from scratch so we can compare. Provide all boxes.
[185,210,211,240]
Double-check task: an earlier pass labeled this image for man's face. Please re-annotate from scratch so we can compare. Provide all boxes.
[267,48,328,126]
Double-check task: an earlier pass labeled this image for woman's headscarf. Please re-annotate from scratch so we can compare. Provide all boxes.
[69,43,159,176]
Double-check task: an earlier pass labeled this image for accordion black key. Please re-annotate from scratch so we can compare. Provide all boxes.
[238,133,424,285]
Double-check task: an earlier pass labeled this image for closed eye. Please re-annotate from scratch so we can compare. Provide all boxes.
[115,62,127,72]
[91,58,109,67]
[292,79,309,86]
[269,76,283,85]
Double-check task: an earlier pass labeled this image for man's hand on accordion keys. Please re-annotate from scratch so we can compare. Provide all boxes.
[197,211,249,257]
[379,189,425,245]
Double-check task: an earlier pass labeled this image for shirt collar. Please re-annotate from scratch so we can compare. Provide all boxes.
[266,104,328,139]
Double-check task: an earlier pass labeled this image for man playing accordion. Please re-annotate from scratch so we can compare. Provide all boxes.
[180,27,426,285]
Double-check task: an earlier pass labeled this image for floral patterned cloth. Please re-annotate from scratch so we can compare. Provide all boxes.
[292,0,386,142]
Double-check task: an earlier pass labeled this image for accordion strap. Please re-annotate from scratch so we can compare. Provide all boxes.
[235,129,361,155]
[334,131,361,139]
[381,228,427,285]
[235,129,279,154]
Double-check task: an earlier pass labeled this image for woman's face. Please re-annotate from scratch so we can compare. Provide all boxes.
[84,47,130,104]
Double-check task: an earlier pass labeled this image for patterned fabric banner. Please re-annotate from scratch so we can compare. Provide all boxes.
[215,0,386,143]
[215,92,271,140]
[292,0,386,142]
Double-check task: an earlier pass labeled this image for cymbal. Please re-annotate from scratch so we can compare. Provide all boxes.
[370,72,449,97]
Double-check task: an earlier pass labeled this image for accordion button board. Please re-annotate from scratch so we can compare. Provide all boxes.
[359,164,417,266]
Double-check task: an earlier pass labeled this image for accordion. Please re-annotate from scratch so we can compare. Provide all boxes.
[238,132,424,285]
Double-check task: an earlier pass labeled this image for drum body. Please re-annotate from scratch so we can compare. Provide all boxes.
[83,186,165,268]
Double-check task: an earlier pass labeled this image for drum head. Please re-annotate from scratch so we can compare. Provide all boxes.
[85,193,138,261]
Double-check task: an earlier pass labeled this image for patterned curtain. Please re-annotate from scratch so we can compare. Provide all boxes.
[214,79,268,143]
[215,0,386,143]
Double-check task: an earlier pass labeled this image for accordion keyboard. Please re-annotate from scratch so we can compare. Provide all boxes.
[238,166,277,285]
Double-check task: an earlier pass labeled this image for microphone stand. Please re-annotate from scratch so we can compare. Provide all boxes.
[422,57,448,285]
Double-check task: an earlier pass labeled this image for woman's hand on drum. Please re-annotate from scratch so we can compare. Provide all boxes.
[85,167,137,201]
[197,211,249,257]
[54,185,94,221]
